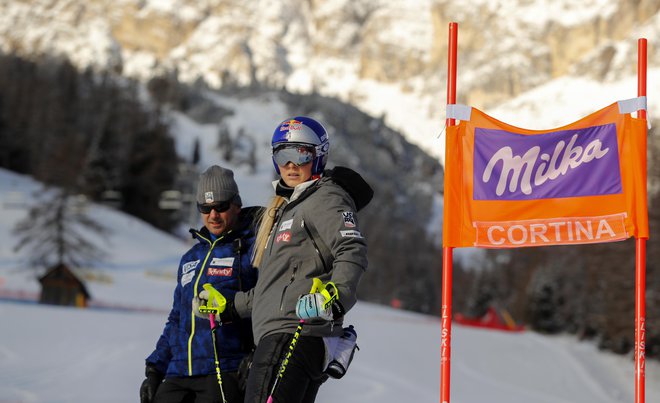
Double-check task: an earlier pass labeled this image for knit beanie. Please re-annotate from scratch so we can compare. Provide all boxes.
[196,165,242,206]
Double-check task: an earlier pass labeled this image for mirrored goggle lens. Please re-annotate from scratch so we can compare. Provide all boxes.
[272,145,315,167]
[197,200,232,214]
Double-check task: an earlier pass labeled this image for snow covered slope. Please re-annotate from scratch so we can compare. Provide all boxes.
[0,298,658,402]
[0,168,659,402]
[1,0,657,161]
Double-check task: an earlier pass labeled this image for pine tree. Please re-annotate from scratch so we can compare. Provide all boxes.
[13,188,109,270]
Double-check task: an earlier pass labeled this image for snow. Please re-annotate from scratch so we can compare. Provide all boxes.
[1,168,659,402]
[139,0,204,21]
[1,0,657,165]
[487,71,659,130]
[452,0,618,27]
[0,2,658,400]
[356,78,446,160]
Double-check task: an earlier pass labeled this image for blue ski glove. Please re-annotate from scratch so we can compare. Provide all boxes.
[296,292,334,321]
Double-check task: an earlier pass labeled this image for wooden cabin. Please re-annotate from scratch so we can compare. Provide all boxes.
[38,263,90,307]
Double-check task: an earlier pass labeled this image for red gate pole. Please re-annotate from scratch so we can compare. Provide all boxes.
[441,21,458,403]
[635,37,648,403]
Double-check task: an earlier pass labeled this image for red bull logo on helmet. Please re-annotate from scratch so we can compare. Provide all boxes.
[280,119,303,132]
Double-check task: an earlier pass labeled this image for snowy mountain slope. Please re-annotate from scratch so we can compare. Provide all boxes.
[166,92,288,206]
[1,0,657,162]
[0,1,659,398]
[488,72,659,130]
[0,168,189,305]
[1,167,659,402]
[1,297,659,402]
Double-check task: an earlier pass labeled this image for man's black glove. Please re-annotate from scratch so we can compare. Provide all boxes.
[139,364,163,403]
[218,300,241,324]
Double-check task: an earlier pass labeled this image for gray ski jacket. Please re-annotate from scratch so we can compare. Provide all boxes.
[234,166,373,343]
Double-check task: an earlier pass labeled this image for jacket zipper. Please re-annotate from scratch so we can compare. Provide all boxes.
[302,219,337,331]
[280,264,298,311]
[302,219,329,273]
[187,235,221,375]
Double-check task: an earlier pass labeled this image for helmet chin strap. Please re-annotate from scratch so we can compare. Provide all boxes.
[312,158,323,176]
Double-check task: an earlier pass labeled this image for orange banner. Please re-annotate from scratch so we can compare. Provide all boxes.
[443,102,648,248]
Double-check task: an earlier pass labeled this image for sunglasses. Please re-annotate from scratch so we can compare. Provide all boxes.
[197,200,232,214]
[272,144,316,167]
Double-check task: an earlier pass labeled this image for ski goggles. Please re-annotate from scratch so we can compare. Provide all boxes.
[197,199,232,214]
[272,144,316,167]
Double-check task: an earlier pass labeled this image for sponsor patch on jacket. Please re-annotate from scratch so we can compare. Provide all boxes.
[340,230,363,238]
[276,231,291,243]
[181,271,195,287]
[279,219,293,232]
[208,267,233,277]
[342,212,356,228]
[210,257,234,266]
[182,259,200,274]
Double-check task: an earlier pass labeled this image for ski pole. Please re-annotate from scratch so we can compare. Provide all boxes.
[200,283,228,403]
[266,278,325,403]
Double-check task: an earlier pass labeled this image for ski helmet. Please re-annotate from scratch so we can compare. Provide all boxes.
[271,116,329,175]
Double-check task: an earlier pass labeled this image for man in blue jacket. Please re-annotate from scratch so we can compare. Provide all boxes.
[140,165,259,403]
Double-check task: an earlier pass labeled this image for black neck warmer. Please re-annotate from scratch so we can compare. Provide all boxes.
[275,179,295,199]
